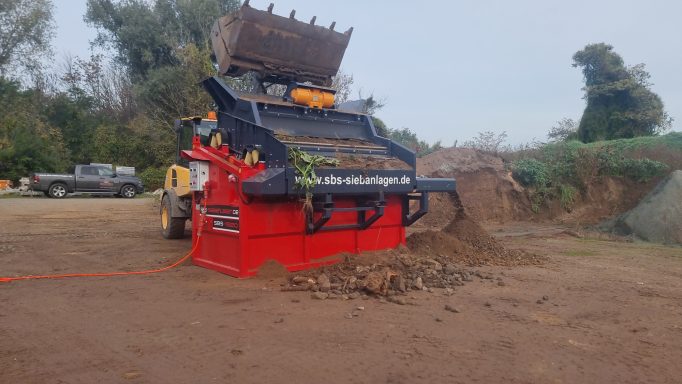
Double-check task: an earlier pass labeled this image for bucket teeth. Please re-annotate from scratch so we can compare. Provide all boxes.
[212,4,351,86]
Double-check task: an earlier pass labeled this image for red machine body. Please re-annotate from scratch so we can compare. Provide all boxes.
[185,144,405,278]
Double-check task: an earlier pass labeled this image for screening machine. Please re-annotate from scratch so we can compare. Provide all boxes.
[161,2,455,277]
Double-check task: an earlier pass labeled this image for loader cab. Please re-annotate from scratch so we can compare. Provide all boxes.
[173,114,218,166]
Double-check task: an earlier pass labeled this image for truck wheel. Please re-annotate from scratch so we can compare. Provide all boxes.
[161,194,186,239]
[49,183,68,198]
[120,184,136,198]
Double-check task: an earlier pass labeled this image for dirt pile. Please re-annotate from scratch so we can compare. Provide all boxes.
[416,147,662,225]
[603,170,682,244]
[555,176,660,225]
[283,246,479,299]
[416,148,532,224]
[284,193,543,297]
[408,192,544,266]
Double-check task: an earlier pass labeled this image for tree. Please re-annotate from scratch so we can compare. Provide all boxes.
[85,0,240,80]
[331,70,354,104]
[547,118,578,142]
[385,127,442,157]
[61,54,136,120]
[356,90,386,116]
[462,131,508,154]
[573,43,672,142]
[371,116,389,137]
[82,0,240,170]
[0,78,69,181]
[43,91,100,164]
[0,0,55,77]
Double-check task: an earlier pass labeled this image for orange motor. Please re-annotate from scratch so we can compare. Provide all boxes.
[289,87,335,109]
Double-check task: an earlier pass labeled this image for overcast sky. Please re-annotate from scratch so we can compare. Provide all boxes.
[53,0,682,145]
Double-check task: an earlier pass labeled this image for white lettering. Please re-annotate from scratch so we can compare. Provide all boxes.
[294,174,412,187]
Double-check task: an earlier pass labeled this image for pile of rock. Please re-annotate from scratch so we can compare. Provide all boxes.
[282,192,536,299]
[283,248,492,299]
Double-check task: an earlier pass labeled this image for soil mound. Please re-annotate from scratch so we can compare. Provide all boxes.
[284,192,543,297]
[416,147,660,225]
[603,170,682,244]
[255,259,290,280]
[543,176,659,225]
[417,148,532,224]
[409,192,544,266]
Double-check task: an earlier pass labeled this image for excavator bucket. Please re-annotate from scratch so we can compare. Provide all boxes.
[211,2,352,86]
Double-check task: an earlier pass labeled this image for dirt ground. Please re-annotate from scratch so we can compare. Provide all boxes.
[1,198,682,384]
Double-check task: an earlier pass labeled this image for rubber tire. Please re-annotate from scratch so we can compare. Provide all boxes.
[48,183,68,199]
[161,194,186,239]
[120,184,136,198]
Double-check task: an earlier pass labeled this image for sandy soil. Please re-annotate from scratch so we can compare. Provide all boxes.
[1,198,682,383]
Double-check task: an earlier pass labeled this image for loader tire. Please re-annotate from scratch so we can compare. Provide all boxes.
[161,194,186,239]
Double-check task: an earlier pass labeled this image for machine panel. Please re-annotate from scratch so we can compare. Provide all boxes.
[189,161,210,191]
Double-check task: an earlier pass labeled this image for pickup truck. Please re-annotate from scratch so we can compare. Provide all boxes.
[31,165,144,198]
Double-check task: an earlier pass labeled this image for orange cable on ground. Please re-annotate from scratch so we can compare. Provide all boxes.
[0,243,198,284]
[2,188,209,284]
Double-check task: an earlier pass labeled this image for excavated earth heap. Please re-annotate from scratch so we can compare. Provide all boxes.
[416,148,532,225]
[283,192,544,297]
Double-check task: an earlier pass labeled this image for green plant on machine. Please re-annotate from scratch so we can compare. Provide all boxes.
[288,148,339,213]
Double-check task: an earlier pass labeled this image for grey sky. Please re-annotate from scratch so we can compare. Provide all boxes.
[53,0,682,144]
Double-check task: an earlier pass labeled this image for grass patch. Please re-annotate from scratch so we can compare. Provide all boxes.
[583,132,682,153]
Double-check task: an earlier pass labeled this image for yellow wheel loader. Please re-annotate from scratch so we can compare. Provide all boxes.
[160,113,219,239]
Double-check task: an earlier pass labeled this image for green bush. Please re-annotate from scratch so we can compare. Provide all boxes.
[620,158,668,182]
[588,131,682,153]
[139,166,167,191]
[512,158,550,188]
[558,184,577,211]
[512,159,553,213]
[510,136,671,213]
[544,140,582,182]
